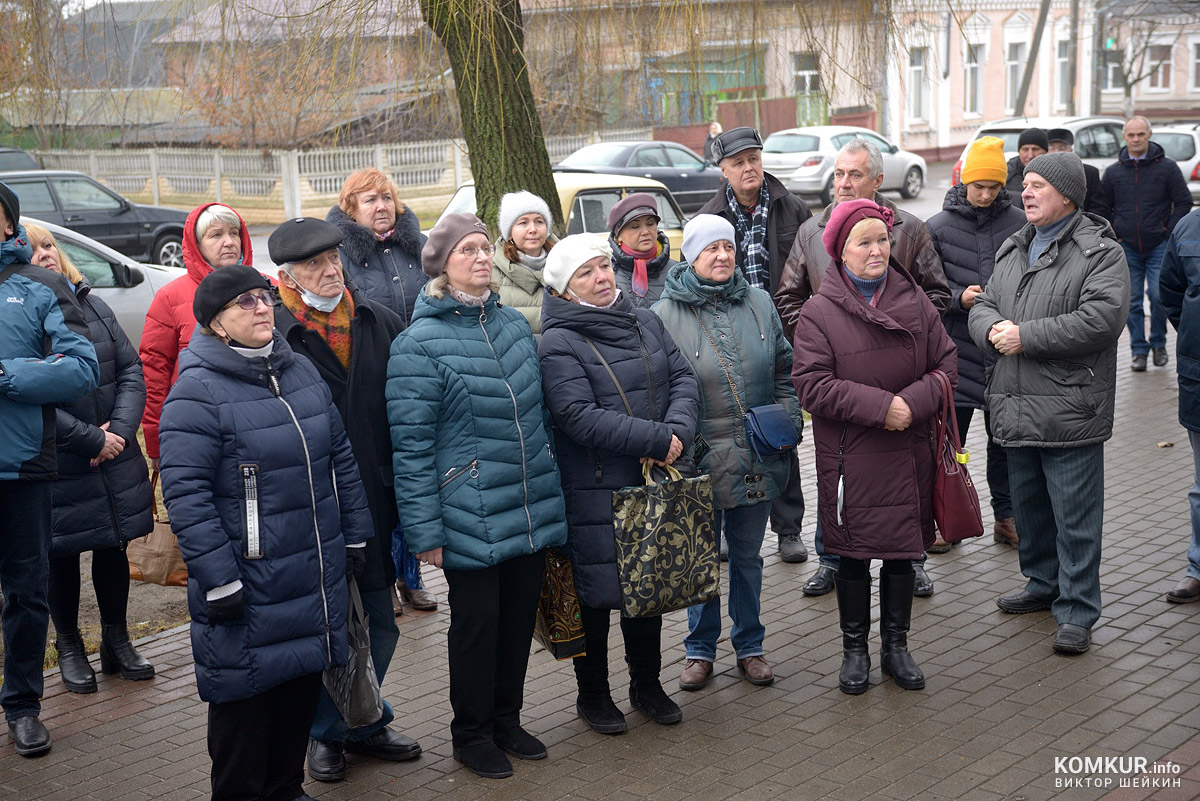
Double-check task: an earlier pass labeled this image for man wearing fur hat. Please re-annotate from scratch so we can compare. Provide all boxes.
[969,152,1129,655]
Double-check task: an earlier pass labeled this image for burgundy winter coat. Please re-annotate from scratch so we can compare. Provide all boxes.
[791,259,958,560]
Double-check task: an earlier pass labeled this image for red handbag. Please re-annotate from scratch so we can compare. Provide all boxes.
[930,370,984,543]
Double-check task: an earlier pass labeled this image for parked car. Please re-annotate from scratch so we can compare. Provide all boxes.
[23,217,185,348]
[436,172,687,255]
[1153,124,1200,204]
[759,125,927,205]
[555,141,724,212]
[0,170,189,269]
[0,148,38,171]
[950,115,1126,185]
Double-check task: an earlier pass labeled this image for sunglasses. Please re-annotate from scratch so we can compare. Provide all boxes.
[226,291,277,311]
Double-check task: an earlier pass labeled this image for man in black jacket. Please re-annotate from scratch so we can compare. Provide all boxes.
[268,218,423,784]
[1046,128,1109,219]
[696,126,812,564]
[1102,116,1193,371]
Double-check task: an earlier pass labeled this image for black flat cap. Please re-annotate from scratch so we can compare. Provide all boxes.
[710,126,763,163]
[1047,128,1074,146]
[193,264,272,328]
[268,217,344,265]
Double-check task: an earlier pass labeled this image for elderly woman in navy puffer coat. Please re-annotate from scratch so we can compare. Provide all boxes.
[160,265,373,801]
[387,213,567,781]
[538,233,699,736]
[791,199,957,696]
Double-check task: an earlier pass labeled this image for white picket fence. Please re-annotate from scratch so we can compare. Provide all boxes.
[33,128,651,223]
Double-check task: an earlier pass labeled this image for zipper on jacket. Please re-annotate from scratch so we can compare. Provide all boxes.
[836,423,847,527]
[387,249,410,327]
[439,459,479,490]
[634,328,660,420]
[477,312,536,549]
[240,464,263,559]
[266,361,333,663]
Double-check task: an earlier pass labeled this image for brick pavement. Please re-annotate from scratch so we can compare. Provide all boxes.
[2,331,1198,801]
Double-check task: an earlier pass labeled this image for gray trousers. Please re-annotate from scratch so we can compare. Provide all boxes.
[1007,443,1105,629]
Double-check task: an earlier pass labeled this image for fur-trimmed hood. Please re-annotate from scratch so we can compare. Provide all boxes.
[327,204,424,265]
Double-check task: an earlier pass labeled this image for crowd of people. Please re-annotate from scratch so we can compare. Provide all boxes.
[0,114,1196,800]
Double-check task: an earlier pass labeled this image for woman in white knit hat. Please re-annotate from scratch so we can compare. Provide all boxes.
[493,191,558,333]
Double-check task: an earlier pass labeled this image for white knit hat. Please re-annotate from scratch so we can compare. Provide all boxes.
[498,191,554,242]
[544,234,613,294]
[681,214,736,265]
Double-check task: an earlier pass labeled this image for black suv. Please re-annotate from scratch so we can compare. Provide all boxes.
[0,170,188,268]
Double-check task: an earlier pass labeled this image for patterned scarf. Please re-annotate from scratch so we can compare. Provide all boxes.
[725,181,770,290]
[279,283,355,369]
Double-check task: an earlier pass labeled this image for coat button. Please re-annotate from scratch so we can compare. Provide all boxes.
[393,276,400,282]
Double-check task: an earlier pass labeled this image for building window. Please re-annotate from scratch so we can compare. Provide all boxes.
[1101,50,1124,90]
[1006,41,1027,112]
[792,52,821,95]
[964,43,984,115]
[1056,40,1071,107]
[1147,43,1172,90]
[907,46,928,121]
[1193,42,1200,89]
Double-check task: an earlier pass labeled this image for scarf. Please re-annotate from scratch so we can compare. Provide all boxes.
[725,181,770,290]
[230,340,275,359]
[518,249,548,272]
[619,242,659,298]
[279,283,355,369]
[0,225,33,267]
[373,228,394,242]
[449,287,491,307]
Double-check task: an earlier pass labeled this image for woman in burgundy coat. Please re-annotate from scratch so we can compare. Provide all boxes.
[791,199,957,696]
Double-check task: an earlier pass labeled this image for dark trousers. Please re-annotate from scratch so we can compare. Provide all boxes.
[956,406,1012,519]
[0,481,52,721]
[1007,444,1105,629]
[769,451,805,538]
[48,547,130,632]
[574,606,662,697]
[208,672,322,801]
[444,551,545,748]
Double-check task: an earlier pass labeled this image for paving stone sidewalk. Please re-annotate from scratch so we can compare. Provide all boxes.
[3,332,1198,801]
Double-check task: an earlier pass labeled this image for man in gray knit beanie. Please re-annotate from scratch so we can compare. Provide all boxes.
[1023,152,1086,210]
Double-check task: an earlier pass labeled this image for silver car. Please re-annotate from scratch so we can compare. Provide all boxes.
[760,125,927,205]
[25,218,186,347]
[1153,124,1200,204]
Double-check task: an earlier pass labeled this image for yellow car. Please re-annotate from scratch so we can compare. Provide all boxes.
[435,172,687,256]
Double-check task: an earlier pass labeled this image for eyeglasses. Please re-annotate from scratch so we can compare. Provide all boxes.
[226,292,277,311]
[452,244,495,259]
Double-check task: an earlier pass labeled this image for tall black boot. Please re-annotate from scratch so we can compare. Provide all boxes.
[624,616,681,725]
[99,622,155,680]
[574,607,626,734]
[55,629,97,694]
[834,576,871,694]
[879,573,925,690]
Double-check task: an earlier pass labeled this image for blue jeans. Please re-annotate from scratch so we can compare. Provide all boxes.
[685,503,771,661]
[1187,430,1200,581]
[1123,240,1169,355]
[309,587,398,743]
[1007,444,1105,629]
[0,481,52,721]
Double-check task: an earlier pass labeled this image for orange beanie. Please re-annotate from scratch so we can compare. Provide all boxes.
[961,136,1008,185]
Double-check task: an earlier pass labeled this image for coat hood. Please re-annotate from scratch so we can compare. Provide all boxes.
[659,260,750,306]
[182,202,254,286]
[941,182,1018,220]
[539,288,640,345]
[327,204,424,265]
[1118,140,1167,167]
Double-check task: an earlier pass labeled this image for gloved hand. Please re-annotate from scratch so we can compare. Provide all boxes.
[207,589,245,624]
[346,546,367,582]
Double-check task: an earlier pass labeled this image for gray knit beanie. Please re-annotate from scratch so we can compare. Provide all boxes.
[1024,152,1086,209]
[681,214,736,265]
[498,191,553,242]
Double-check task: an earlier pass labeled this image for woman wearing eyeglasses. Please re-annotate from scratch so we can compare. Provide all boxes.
[387,214,567,780]
[159,265,374,801]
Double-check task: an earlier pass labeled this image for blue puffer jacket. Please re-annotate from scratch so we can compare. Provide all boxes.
[0,257,99,482]
[539,291,699,609]
[1161,208,1200,431]
[159,330,373,704]
[387,288,567,570]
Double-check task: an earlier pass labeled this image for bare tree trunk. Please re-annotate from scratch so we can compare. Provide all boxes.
[419,0,560,235]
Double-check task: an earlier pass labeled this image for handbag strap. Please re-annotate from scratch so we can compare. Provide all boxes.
[931,370,965,453]
[581,337,634,416]
[0,262,22,290]
[690,306,747,418]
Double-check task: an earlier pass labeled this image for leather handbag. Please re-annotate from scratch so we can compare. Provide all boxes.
[930,370,984,543]
[533,547,586,659]
[322,577,384,728]
[127,469,188,587]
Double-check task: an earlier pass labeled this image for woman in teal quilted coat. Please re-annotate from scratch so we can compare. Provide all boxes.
[386,213,567,781]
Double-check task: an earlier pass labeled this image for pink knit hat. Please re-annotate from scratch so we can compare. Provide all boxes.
[822,199,894,264]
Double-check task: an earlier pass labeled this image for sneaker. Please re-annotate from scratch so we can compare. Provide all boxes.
[778,532,808,563]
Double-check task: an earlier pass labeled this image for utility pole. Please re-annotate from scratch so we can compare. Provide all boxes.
[1068,0,1081,115]
[1013,0,1054,117]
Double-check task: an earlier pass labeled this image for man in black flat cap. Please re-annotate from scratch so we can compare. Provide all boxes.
[696,127,813,564]
[268,218,423,783]
[1047,128,1108,218]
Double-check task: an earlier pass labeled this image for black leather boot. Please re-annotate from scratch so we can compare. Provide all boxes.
[55,629,96,694]
[99,622,155,680]
[879,572,925,690]
[834,576,871,694]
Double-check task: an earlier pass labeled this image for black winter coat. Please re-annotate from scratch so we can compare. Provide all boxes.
[275,288,405,593]
[1159,208,1200,431]
[609,231,679,309]
[926,184,1026,408]
[538,291,699,609]
[1005,156,1026,209]
[327,205,428,327]
[52,284,153,556]
[1102,141,1193,254]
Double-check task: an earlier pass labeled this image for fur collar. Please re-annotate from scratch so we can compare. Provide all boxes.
[326,204,424,265]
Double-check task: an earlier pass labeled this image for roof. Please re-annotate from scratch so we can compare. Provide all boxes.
[0,88,186,128]
[154,0,423,44]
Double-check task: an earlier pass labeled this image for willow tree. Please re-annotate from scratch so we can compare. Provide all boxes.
[419,0,560,234]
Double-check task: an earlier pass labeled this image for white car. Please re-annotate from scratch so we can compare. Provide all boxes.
[951,115,1126,185]
[760,125,927,205]
[1152,124,1200,204]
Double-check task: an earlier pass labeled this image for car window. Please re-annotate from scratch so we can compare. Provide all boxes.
[831,134,856,150]
[664,145,704,170]
[643,189,683,230]
[8,180,56,214]
[52,178,123,211]
[1077,125,1121,159]
[1155,132,1197,162]
[56,239,118,288]
[567,190,622,235]
[975,130,1023,152]
[860,132,894,152]
[630,146,669,168]
[559,144,630,168]
[762,133,821,153]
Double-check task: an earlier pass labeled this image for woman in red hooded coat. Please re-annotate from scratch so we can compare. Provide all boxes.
[138,203,254,469]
